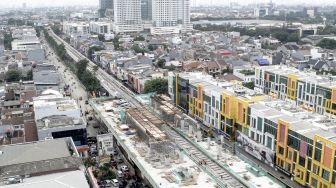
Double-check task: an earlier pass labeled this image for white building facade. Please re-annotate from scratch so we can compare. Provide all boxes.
[151,0,192,34]
[62,22,90,35]
[89,21,112,34]
[113,0,143,33]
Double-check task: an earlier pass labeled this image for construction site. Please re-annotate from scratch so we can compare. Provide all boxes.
[90,98,217,188]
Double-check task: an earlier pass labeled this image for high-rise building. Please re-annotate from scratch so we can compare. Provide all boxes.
[151,0,191,34]
[141,0,152,21]
[99,0,114,17]
[113,0,143,33]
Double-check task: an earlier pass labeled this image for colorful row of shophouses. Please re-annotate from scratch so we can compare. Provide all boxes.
[168,67,336,188]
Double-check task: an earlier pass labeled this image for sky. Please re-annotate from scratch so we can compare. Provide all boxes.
[0,0,335,8]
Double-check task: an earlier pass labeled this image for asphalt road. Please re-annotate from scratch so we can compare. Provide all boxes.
[41,34,99,138]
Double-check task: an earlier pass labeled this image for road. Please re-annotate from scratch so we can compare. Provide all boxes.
[41,32,101,138]
[47,28,253,188]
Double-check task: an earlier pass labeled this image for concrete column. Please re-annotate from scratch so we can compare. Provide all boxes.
[181,119,185,130]
[188,124,193,135]
[220,135,224,144]
[207,137,211,149]
[196,131,202,142]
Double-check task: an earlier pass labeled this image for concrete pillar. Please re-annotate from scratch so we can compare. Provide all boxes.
[217,144,222,160]
[207,137,211,149]
[196,131,202,142]
[188,124,193,135]
[220,135,224,144]
[181,119,185,130]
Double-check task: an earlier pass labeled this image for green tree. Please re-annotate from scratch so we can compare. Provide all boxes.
[23,69,33,81]
[5,70,22,82]
[131,44,146,54]
[148,44,156,51]
[88,46,104,60]
[317,38,336,50]
[76,59,88,78]
[157,59,166,68]
[134,36,145,41]
[4,33,13,50]
[144,78,168,94]
[243,82,255,90]
[287,33,300,43]
[98,34,105,42]
[273,31,289,43]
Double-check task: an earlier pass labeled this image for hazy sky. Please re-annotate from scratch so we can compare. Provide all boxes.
[0,0,335,8]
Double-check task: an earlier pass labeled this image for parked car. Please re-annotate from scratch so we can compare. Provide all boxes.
[112,179,119,187]
[111,148,118,156]
[117,170,124,179]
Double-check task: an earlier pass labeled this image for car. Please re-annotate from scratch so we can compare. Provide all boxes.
[115,156,123,163]
[117,170,123,179]
[111,148,118,156]
[111,179,119,187]
[85,100,89,105]
[104,180,112,187]
[120,165,129,172]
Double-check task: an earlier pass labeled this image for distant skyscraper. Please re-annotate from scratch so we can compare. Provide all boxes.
[152,0,191,31]
[113,0,143,33]
[23,2,27,9]
[141,0,152,21]
[99,0,114,17]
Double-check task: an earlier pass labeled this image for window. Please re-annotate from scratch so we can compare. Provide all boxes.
[312,164,319,175]
[257,117,263,131]
[314,148,322,161]
[288,151,292,160]
[322,169,330,181]
[278,146,284,155]
[311,178,317,188]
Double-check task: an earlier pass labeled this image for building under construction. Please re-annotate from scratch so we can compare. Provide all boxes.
[125,107,167,142]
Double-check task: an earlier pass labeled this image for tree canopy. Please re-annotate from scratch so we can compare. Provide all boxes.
[317,38,336,50]
[143,78,168,94]
[5,70,22,82]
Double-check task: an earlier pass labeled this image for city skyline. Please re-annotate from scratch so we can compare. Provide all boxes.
[0,0,335,8]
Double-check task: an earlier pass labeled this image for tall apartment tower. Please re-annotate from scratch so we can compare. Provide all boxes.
[151,0,192,33]
[141,0,152,21]
[113,0,143,33]
[99,0,114,17]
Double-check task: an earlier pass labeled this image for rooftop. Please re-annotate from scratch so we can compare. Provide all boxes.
[0,138,81,180]
[258,65,336,89]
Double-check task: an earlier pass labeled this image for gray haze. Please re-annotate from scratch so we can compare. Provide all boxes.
[0,0,335,8]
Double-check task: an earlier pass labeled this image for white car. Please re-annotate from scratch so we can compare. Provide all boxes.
[112,179,119,187]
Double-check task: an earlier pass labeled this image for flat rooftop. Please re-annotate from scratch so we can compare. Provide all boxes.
[0,138,82,180]
[2,170,89,188]
[258,65,336,89]
[0,139,70,167]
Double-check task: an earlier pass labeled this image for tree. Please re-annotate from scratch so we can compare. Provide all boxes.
[144,78,168,94]
[76,59,88,78]
[131,44,146,54]
[287,33,300,43]
[148,44,156,51]
[88,46,104,60]
[4,33,13,50]
[23,69,33,81]
[317,39,336,50]
[134,36,145,41]
[93,65,99,73]
[5,70,22,82]
[157,59,166,68]
[273,31,289,43]
[98,34,105,42]
[243,82,255,90]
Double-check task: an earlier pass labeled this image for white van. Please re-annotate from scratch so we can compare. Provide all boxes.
[112,179,119,187]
